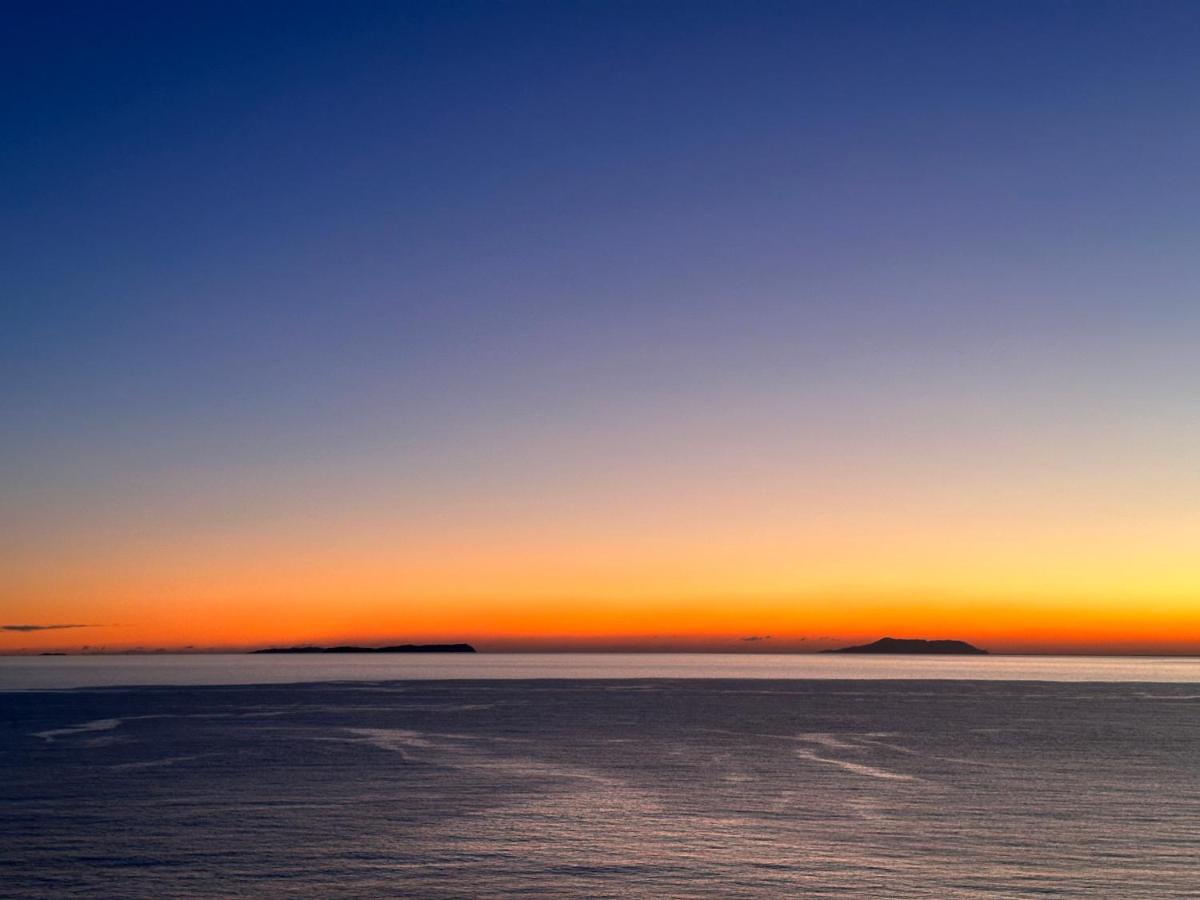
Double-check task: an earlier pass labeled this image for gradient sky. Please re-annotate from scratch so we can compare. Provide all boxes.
[4,1,1200,653]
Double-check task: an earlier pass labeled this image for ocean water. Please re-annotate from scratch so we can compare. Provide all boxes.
[6,651,1200,690]
[3,658,1199,897]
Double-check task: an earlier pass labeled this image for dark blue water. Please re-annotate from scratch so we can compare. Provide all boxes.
[4,678,1199,896]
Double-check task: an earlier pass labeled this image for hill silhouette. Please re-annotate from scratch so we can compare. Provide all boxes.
[825,637,986,655]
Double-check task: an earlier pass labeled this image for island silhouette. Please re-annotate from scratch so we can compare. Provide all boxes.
[251,643,475,654]
[824,637,986,654]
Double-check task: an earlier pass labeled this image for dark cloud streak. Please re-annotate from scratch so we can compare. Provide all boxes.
[2,624,97,632]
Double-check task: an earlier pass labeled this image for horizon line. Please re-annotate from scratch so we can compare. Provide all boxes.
[7,649,1200,659]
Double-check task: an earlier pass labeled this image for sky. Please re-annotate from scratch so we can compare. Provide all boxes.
[3,1,1199,654]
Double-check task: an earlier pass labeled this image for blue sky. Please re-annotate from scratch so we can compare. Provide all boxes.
[4,2,1200,649]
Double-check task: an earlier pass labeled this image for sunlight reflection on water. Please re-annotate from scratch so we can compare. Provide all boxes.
[3,678,1199,897]
[4,652,1200,690]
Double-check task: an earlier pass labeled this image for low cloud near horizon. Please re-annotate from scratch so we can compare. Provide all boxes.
[2,624,96,633]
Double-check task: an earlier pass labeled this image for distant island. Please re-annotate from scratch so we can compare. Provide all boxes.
[824,637,987,655]
[251,643,476,654]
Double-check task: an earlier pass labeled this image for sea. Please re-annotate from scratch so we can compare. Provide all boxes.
[2,654,1198,897]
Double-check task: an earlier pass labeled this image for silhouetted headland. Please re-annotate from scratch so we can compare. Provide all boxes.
[251,643,476,654]
[825,637,987,654]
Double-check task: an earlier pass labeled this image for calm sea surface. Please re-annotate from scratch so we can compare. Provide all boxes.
[3,655,1198,897]
[5,652,1200,690]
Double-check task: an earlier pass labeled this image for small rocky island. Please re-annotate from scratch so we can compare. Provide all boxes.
[251,643,475,654]
[825,637,986,654]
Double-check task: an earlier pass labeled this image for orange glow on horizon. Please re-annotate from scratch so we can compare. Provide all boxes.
[6,460,1199,656]
[6,585,1200,656]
